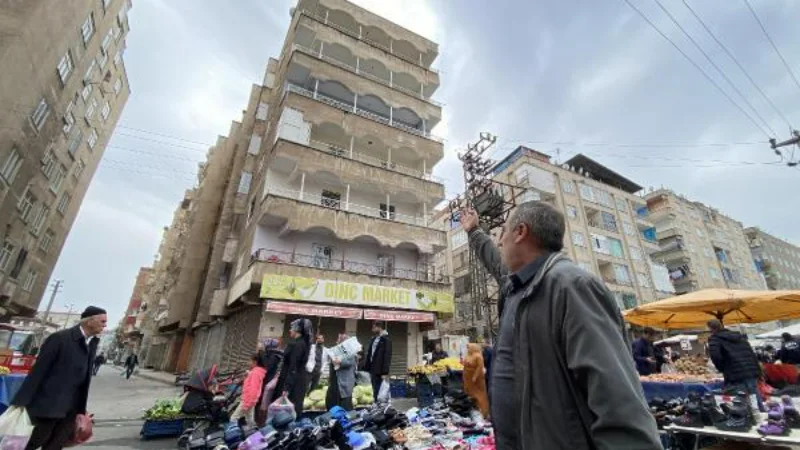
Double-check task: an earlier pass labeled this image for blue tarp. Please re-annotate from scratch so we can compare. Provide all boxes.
[0,374,27,415]
[641,380,724,401]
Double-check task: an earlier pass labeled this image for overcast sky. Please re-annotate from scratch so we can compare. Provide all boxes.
[49,0,800,323]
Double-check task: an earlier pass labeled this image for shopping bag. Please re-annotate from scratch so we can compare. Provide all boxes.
[355,371,371,386]
[238,430,268,450]
[64,414,93,447]
[377,380,391,403]
[266,393,296,423]
[0,406,34,450]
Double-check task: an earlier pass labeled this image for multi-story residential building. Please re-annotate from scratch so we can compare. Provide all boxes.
[0,0,132,318]
[35,309,82,331]
[487,147,675,310]
[745,227,800,291]
[141,0,452,374]
[646,189,766,294]
[119,266,152,348]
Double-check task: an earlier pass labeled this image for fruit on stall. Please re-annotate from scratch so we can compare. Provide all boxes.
[143,398,184,420]
[640,373,721,383]
[0,366,10,375]
[408,357,464,374]
[674,357,712,376]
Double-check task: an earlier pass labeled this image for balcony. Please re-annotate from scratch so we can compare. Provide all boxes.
[292,43,442,107]
[272,139,445,204]
[285,83,443,143]
[250,248,448,284]
[298,8,439,72]
[598,260,634,288]
[259,193,446,254]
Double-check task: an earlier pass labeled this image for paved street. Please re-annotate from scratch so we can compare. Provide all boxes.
[85,365,180,449]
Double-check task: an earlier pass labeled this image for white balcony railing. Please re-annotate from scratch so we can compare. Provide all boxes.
[286,84,444,143]
[292,44,443,107]
[265,184,434,227]
[307,139,443,182]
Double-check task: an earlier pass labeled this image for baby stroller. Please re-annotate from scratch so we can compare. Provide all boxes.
[178,365,233,449]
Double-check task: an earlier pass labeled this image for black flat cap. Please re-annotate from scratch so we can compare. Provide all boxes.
[81,306,107,319]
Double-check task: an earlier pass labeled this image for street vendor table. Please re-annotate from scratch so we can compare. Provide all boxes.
[664,413,800,449]
[0,374,26,415]
[641,380,724,402]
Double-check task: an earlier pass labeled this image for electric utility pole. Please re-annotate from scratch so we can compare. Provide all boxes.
[769,130,799,167]
[36,279,62,345]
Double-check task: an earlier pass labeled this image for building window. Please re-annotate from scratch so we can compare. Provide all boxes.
[311,244,333,269]
[248,135,262,155]
[596,189,613,208]
[31,99,50,131]
[567,205,578,220]
[572,231,586,247]
[81,13,95,44]
[62,101,75,135]
[377,254,395,276]
[57,192,71,215]
[561,180,575,194]
[615,197,627,212]
[18,190,36,223]
[22,269,38,292]
[450,229,467,249]
[49,165,67,193]
[613,264,632,285]
[579,184,594,202]
[57,51,74,84]
[100,28,113,59]
[31,206,49,235]
[0,243,13,272]
[87,129,98,149]
[113,78,122,95]
[73,159,86,179]
[113,51,122,67]
[9,248,27,279]
[237,171,252,194]
[39,230,54,253]
[1,148,23,185]
[601,211,618,233]
[67,128,83,156]
[96,51,108,69]
[85,98,97,123]
[629,246,642,260]
[379,203,396,220]
[42,148,58,179]
[82,61,97,101]
[100,101,111,121]
[637,272,651,288]
[622,221,635,236]
[112,24,121,41]
[320,190,341,209]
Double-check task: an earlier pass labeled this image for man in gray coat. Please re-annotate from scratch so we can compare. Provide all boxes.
[462,203,660,449]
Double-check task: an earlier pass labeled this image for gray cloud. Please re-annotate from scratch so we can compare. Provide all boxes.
[50,0,800,322]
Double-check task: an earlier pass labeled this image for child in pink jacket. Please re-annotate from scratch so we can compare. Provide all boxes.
[230,355,267,426]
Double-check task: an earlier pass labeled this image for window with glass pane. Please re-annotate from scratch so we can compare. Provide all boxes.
[88,129,98,149]
[57,51,74,84]
[622,293,637,309]
[572,231,585,247]
[18,190,35,223]
[567,205,578,220]
[101,101,111,121]
[579,184,594,202]
[9,248,27,279]
[561,180,575,194]
[31,99,49,130]
[311,244,333,269]
[40,230,54,252]
[57,193,71,215]
[601,212,618,232]
[629,246,642,260]
[31,206,49,235]
[49,165,66,193]
[81,13,95,44]
[0,243,13,272]
[67,128,83,156]
[637,273,651,288]
[22,269,38,292]
[615,197,627,212]
[609,238,625,258]
[237,172,252,194]
[1,149,23,184]
[377,255,395,276]
[73,159,86,179]
[623,221,635,236]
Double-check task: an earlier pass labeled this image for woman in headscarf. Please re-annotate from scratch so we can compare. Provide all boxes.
[273,319,312,415]
[463,343,490,418]
[326,333,357,411]
[256,338,283,425]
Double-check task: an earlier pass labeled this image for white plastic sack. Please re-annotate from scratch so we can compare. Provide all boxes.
[0,407,34,450]
[377,380,391,403]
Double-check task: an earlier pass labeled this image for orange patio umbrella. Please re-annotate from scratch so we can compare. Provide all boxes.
[623,289,800,330]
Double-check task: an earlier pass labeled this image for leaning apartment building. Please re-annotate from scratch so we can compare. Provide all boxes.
[139,0,451,374]
[0,0,132,318]
[437,146,677,340]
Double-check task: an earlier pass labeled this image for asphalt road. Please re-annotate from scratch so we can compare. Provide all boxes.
[84,365,181,449]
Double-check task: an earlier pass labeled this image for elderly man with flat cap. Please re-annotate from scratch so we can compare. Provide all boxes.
[12,306,107,450]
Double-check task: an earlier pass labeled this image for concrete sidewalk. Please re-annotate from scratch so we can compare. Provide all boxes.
[129,367,176,386]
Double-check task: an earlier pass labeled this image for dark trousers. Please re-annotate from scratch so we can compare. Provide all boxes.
[125,366,134,379]
[308,369,321,393]
[370,373,383,402]
[25,415,75,450]
[92,364,101,376]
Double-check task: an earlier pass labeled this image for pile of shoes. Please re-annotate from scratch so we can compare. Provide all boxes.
[648,397,685,429]
[757,396,800,436]
[444,390,477,417]
[671,392,758,433]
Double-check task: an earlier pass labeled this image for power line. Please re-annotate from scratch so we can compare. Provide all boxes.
[681,0,794,130]
[115,125,216,147]
[622,0,772,139]
[743,0,800,95]
[651,0,776,136]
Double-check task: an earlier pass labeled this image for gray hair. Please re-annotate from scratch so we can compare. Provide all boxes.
[507,201,565,252]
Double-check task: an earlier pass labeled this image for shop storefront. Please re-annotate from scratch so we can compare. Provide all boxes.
[258,274,453,376]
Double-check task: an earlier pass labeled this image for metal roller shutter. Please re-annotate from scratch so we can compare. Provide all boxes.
[220,306,261,372]
[356,320,408,376]
[188,328,209,372]
[204,322,227,370]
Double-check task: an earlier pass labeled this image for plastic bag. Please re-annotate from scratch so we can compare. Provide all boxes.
[65,414,93,447]
[266,393,296,423]
[238,431,268,450]
[355,371,371,386]
[0,407,34,450]
[377,380,391,404]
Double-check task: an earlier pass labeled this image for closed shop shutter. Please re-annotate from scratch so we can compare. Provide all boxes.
[356,320,408,376]
[189,328,209,372]
[220,306,261,372]
[204,322,227,370]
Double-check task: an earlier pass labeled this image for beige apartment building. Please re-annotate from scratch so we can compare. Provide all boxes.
[441,146,675,333]
[646,190,766,294]
[140,0,451,374]
[0,0,132,318]
[745,227,800,291]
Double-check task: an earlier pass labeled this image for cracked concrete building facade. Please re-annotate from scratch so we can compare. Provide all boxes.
[0,0,132,318]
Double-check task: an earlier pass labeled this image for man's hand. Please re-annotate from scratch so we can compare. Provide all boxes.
[460,207,479,232]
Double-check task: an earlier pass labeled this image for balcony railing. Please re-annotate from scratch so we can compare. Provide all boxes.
[587,217,619,234]
[307,139,442,182]
[251,248,450,284]
[286,84,444,143]
[292,44,443,107]
[265,184,434,228]
[299,9,439,73]
[602,276,633,287]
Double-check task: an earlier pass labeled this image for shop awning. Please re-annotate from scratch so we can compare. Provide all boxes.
[265,301,362,319]
[623,289,800,330]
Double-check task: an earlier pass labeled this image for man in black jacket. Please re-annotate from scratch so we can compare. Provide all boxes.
[463,204,660,449]
[777,332,800,364]
[13,306,106,450]
[707,319,764,410]
[362,321,391,402]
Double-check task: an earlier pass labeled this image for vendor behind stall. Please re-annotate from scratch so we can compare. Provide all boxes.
[778,333,800,364]
[632,328,657,376]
